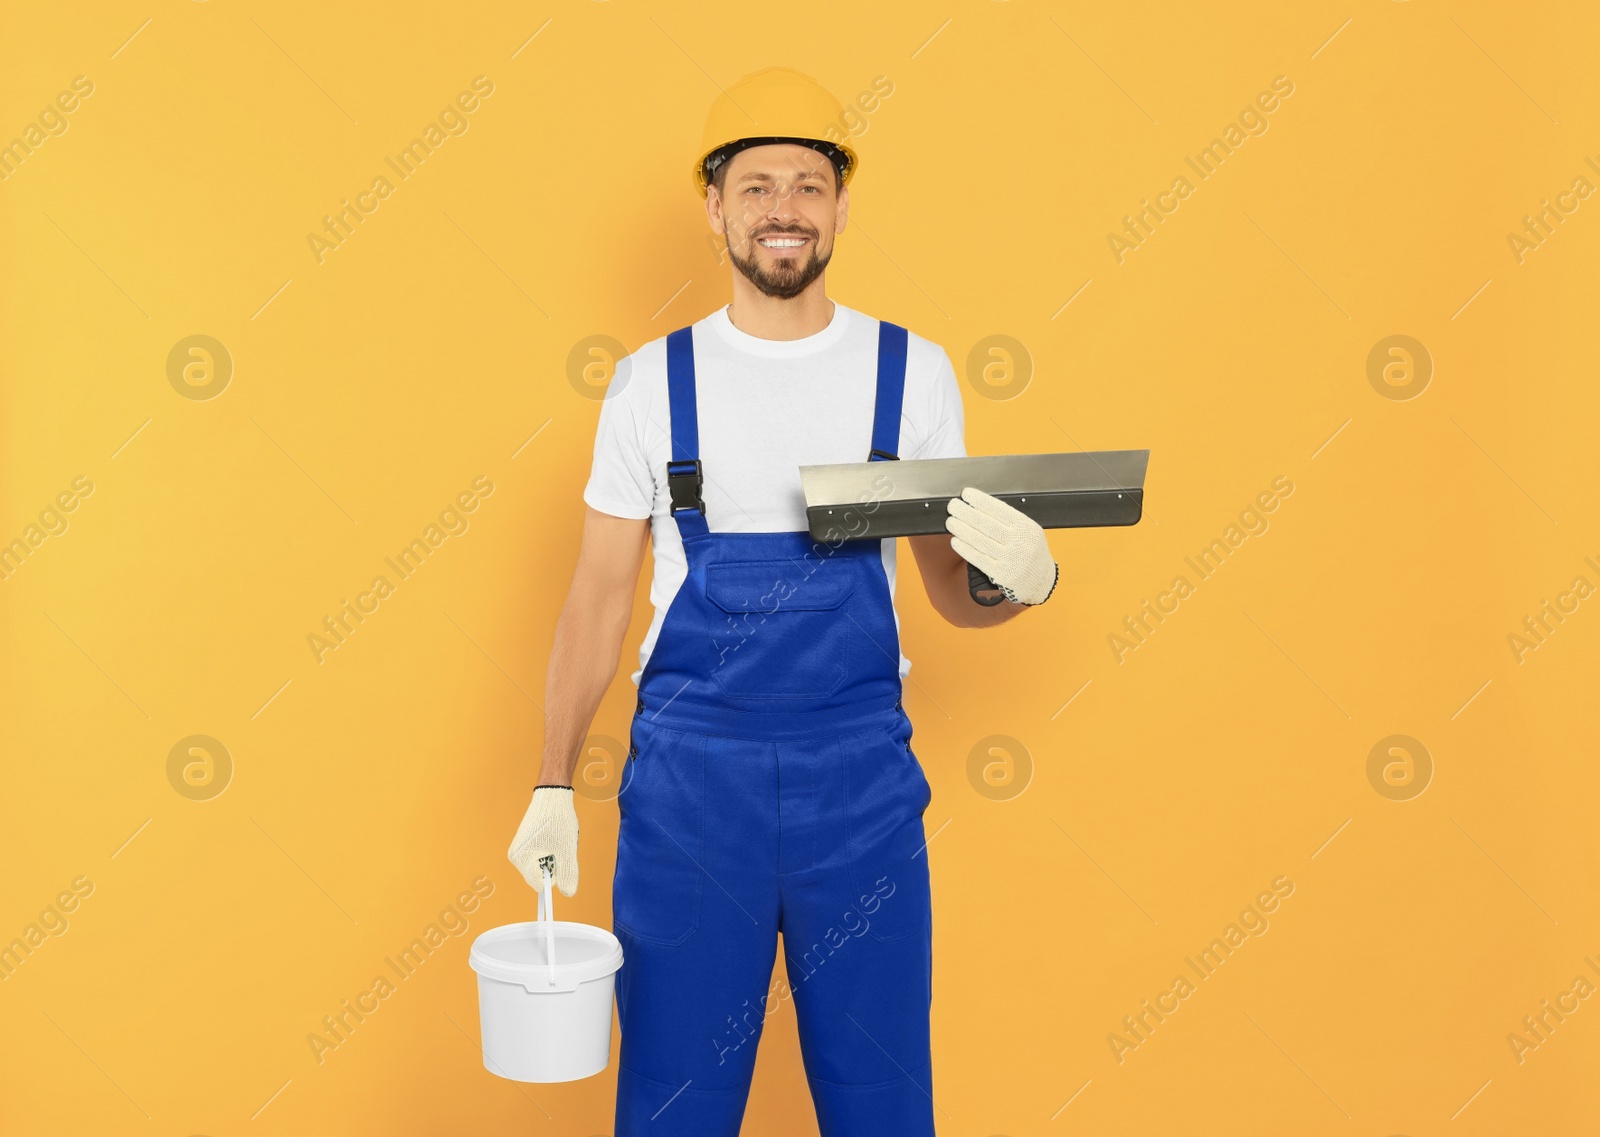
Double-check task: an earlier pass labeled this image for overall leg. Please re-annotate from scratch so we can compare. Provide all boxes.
[778,719,936,1137]
[613,723,782,1137]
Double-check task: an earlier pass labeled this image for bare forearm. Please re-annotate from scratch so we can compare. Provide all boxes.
[537,582,634,784]
[908,533,1031,628]
[930,555,1029,628]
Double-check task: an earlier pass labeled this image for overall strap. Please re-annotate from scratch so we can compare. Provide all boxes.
[869,320,909,461]
[664,326,708,539]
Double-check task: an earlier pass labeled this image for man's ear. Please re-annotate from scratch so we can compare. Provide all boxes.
[706,185,725,234]
[835,183,849,234]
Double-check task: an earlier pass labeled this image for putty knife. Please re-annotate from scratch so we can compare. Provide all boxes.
[799,450,1149,605]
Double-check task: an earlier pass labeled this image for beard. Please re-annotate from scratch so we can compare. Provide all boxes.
[726,224,832,300]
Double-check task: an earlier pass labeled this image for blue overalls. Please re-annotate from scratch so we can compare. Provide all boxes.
[612,319,936,1137]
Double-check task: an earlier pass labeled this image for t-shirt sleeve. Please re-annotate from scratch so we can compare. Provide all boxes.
[910,349,967,461]
[582,372,656,520]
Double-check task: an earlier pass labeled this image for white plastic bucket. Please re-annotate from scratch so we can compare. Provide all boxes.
[469,875,623,1083]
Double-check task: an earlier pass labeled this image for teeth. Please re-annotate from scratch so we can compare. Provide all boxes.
[760,238,806,248]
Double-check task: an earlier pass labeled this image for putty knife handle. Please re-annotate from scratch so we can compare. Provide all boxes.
[967,561,1005,606]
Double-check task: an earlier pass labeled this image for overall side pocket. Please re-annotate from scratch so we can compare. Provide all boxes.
[612,722,706,946]
[844,723,933,944]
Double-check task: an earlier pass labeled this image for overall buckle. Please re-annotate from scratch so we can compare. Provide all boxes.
[667,458,704,516]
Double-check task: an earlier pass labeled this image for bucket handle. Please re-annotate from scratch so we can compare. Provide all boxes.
[538,856,556,988]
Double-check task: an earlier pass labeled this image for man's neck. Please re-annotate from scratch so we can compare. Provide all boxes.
[726,278,834,341]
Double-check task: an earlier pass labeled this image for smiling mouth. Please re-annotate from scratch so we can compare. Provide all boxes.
[756,234,810,252]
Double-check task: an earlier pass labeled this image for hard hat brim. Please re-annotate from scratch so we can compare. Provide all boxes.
[694,135,857,198]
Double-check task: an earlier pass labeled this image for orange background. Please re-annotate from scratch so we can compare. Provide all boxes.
[3,2,1597,1134]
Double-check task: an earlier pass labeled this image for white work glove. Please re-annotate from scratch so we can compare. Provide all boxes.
[507,786,579,897]
[945,487,1060,606]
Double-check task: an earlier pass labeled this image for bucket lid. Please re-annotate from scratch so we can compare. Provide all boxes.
[469,921,623,991]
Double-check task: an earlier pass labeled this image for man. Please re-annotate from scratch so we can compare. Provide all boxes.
[508,67,1058,1137]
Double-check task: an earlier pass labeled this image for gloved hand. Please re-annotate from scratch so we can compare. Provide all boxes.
[507,786,579,897]
[945,487,1060,605]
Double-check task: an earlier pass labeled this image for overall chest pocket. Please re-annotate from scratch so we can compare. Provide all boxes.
[704,560,856,699]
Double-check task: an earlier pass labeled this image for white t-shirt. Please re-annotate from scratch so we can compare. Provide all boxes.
[582,301,967,685]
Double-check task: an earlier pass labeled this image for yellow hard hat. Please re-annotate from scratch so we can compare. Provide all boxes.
[692,67,859,199]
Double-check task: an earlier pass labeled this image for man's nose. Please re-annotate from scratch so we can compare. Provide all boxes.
[760,182,803,219]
